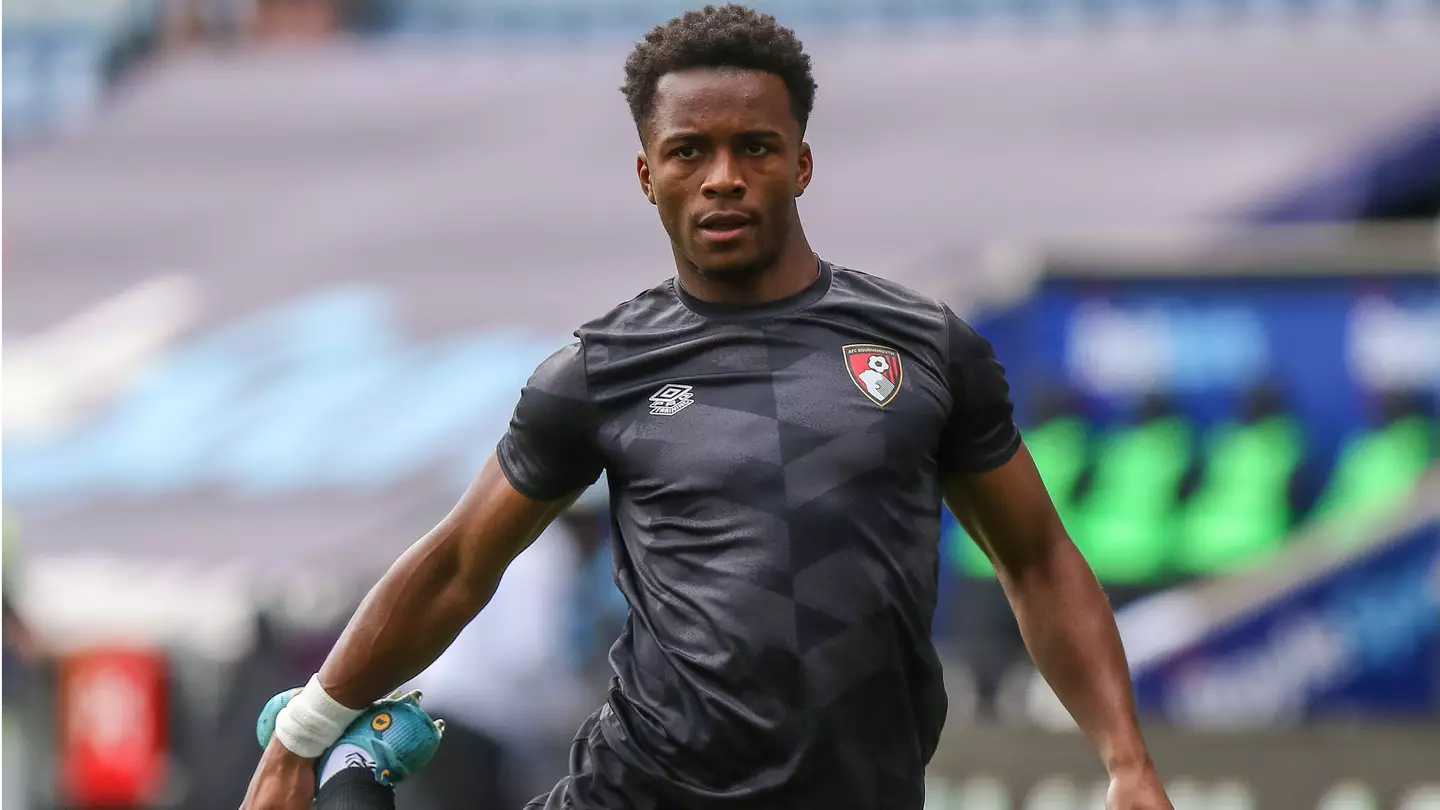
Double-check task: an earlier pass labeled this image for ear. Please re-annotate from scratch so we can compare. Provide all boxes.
[637,151,656,205]
[795,141,813,198]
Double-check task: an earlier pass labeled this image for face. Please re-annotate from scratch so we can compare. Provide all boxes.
[637,68,813,280]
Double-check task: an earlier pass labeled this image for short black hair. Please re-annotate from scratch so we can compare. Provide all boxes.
[622,4,817,139]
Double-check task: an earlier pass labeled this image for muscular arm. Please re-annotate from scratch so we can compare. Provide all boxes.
[320,456,572,707]
[244,342,601,810]
[296,340,597,710]
[244,457,574,809]
[943,444,1151,777]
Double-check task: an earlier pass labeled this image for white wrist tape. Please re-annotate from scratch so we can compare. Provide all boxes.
[274,674,364,758]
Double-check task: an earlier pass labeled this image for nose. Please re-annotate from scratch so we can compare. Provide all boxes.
[700,151,747,199]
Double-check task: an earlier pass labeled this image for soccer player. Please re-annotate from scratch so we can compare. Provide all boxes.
[240,5,1173,809]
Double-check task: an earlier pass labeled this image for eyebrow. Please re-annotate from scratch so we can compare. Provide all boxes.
[734,129,786,141]
[658,128,786,147]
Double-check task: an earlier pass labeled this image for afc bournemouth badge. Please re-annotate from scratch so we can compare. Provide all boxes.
[843,344,903,406]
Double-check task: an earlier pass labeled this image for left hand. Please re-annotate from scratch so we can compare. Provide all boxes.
[1107,763,1172,810]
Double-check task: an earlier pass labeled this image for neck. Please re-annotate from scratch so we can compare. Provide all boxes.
[675,228,818,306]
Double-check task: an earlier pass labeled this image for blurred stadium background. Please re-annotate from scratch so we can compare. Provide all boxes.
[4,0,1439,808]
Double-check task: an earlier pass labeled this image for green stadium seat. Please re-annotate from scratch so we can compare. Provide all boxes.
[1068,414,1192,585]
[1307,414,1436,543]
[1173,415,1303,577]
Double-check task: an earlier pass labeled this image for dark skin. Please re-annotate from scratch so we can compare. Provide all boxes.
[241,459,570,810]
[241,68,1171,810]
[945,448,1170,809]
[637,67,819,306]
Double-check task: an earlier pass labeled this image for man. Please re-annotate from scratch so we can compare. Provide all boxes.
[241,5,1172,809]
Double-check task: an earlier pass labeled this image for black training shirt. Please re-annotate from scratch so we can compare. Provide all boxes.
[498,259,1021,809]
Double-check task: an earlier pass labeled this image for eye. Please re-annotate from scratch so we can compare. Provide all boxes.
[743,143,771,157]
[672,145,700,160]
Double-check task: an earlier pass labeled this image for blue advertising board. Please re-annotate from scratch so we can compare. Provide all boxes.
[975,273,1439,466]
[1129,519,1440,724]
[973,271,1439,717]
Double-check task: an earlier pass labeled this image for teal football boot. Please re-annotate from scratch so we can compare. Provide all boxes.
[257,687,445,788]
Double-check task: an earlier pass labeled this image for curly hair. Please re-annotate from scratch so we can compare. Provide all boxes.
[621,4,817,139]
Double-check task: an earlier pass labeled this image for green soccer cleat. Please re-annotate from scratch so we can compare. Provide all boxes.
[256,687,445,788]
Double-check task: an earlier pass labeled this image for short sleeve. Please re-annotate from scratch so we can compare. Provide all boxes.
[937,306,1022,477]
[495,342,605,501]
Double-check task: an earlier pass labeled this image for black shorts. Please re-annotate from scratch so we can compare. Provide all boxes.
[524,707,663,810]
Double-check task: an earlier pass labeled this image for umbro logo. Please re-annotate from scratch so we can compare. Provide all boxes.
[649,384,695,416]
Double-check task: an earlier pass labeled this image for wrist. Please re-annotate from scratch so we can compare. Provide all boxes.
[1102,734,1154,778]
[274,674,364,758]
[1105,751,1155,778]
[265,734,317,764]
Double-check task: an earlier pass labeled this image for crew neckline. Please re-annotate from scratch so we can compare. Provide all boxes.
[673,258,832,321]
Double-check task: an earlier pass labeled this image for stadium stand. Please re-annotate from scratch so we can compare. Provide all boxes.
[949,393,1436,725]
[943,379,1434,598]
[951,395,1197,587]
[947,387,1433,586]
[1068,394,1195,587]
[8,0,1439,149]
[1308,392,1437,543]
[383,0,1440,36]
[1174,385,1305,576]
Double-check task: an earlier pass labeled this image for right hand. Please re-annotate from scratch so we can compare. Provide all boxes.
[239,737,317,810]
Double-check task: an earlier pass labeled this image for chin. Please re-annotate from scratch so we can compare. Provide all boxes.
[690,247,772,282]
[695,259,763,282]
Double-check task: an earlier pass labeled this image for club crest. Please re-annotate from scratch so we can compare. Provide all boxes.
[843,344,903,406]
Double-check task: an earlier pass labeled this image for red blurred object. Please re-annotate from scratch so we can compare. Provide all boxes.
[57,648,169,808]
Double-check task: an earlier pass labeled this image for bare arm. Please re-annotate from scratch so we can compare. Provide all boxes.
[320,455,572,706]
[241,455,567,807]
[242,456,574,810]
[243,341,602,810]
[943,444,1157,783]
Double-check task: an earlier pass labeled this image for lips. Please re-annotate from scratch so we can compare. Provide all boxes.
[698,212,755,231]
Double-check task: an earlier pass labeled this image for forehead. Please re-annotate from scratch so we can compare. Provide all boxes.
[648,68,795,138]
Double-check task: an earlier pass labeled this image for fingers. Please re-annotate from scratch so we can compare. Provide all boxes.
[386,688,424,705]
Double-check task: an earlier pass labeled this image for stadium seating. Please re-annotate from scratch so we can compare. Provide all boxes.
[1308,412,1436,542]
[938,385,1434,722]
[1066,400,1194,586]
[382,0,1440,37]
[943,387,1435,587]
[1173,413,1303,576]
